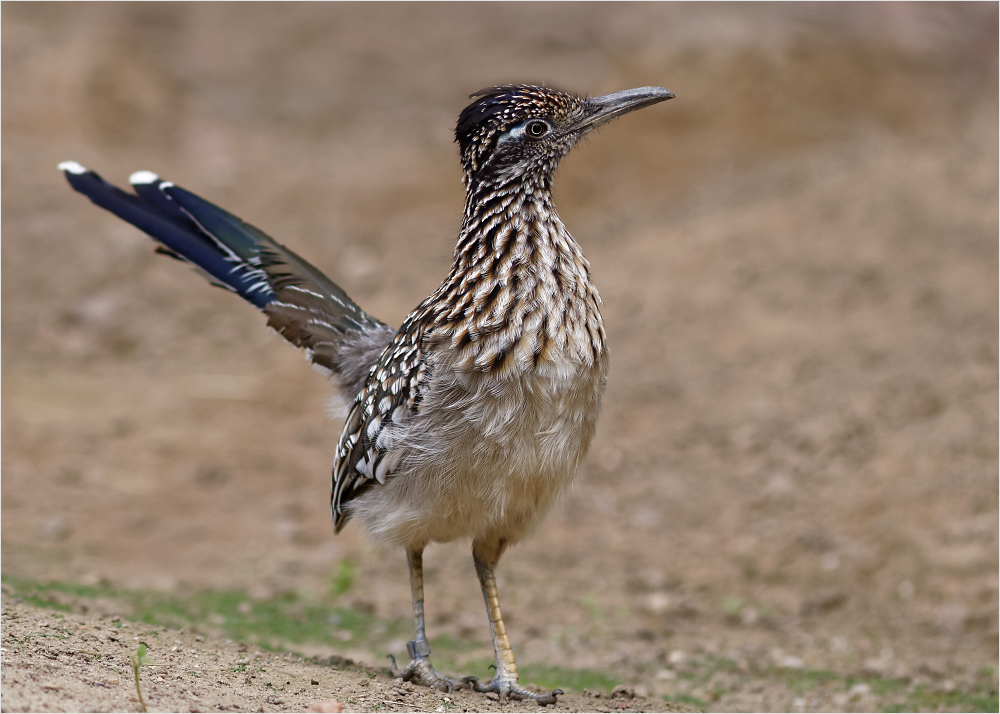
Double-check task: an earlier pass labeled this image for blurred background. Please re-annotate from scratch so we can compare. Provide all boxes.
[3,2,997,709]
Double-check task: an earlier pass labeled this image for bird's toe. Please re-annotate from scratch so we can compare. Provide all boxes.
[388,655,460,693]
[467,674,562,706]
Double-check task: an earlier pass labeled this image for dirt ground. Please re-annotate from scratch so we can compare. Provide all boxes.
[3,598,687,714]
[2,4,998,713]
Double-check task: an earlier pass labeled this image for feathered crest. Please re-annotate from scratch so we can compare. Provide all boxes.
[454,85,584,177]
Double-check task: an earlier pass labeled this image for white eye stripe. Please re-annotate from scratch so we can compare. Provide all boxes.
[497,120,551,145]
[497,124,527,145]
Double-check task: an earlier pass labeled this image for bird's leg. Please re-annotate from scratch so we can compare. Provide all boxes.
[388,547,459,692]
[463,540,563,706]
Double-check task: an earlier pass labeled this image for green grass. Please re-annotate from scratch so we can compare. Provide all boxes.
[427,632,488,655]
[2,574,108,603]
[518,663,620,694]
[2,572,398,653]
[782,667,843,693]
[654,653,998,714]
[893,683,999,713]
[129,643,151,713]
[664,692,709,710]
[329,560,356,598]
[6,574,996,709]
[2,573,621,695]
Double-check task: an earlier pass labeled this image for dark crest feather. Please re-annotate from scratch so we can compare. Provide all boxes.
[455,86,526,153]
[454,84,582,177]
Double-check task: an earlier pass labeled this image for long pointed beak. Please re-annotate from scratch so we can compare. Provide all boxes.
[574,86,674,133]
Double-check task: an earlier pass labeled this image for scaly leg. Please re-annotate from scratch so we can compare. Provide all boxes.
[388,547,460,692]
[463,540,563,706]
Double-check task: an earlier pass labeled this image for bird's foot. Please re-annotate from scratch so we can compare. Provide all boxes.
[463,675,563,706]
[387,654,461,693]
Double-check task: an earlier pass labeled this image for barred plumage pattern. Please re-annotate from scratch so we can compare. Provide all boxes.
[59,82,673,703]
[331,170,607,538]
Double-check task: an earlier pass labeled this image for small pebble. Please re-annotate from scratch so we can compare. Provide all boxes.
[306,702,342,714]
[849,683,871,699]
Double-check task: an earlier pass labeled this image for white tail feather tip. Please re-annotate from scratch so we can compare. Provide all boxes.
[58,161,88,174]
[129,170,161,185]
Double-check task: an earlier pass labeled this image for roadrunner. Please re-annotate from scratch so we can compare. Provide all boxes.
[60,83,673,704]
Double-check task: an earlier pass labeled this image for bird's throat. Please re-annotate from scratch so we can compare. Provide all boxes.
[428,180,605,375]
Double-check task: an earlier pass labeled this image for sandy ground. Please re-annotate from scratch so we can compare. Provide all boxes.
[3,4,998,712]
[3,600,686,714]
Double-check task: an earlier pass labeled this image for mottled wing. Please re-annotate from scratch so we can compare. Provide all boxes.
[331,316,431,531]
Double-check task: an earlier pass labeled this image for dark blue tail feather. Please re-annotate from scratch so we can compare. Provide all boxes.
[59,162,390,381]
[61,164,275,307]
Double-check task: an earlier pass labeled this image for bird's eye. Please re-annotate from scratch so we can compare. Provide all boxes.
[525,120,550,138]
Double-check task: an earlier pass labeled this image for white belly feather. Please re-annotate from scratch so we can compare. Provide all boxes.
[347,346,608,550]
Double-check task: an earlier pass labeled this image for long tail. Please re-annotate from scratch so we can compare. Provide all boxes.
[59,161,394,394]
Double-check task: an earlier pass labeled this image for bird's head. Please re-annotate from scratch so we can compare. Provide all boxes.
[455,84,674,187]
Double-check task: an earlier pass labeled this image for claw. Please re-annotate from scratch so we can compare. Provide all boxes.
[467,674,563,706]
[388,654,458,693]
